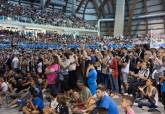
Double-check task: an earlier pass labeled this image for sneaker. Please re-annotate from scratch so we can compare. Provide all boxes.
[133,103,138,106]
[123,93,128,95]
[113,95,119,99]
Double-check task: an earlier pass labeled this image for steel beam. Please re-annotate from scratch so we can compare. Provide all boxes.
[111,0,115,11]
[125,0,129,17]
[83,0,90,19]
[106,1,111,15]
[162,0,165,32]
[72,0,77,15]
[143,0,148,34]
[126,0,136,35]
[76,0,85,13]
[64,0,68,12]
[91,0,100,18]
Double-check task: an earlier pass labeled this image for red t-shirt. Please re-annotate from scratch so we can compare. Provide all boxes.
[109,57,119,78]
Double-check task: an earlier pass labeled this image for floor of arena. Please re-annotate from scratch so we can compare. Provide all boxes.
[0,98,164,114]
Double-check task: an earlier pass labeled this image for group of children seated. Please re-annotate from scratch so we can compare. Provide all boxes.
[0,75,138,114]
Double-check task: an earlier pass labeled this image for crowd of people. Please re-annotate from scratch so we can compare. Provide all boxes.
[0,29,164,114]
[0,1,96,29]
[0,29,148,50]
[0,1,164,114]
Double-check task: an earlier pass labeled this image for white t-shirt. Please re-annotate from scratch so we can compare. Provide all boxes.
[1,82,8,93]
[121,60,130,73]
[68,55,76,71]
[51,98,58,110]
[138,68,150,79]
[12,57,19,69]
[37,62,43,73]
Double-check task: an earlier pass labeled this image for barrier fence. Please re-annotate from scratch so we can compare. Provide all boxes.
[0,42,134,49]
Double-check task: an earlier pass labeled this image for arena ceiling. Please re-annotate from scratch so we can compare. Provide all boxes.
[21,0,165,19]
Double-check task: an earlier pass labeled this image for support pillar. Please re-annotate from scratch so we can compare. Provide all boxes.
[72,0,77,15]
[114,0,125,37]
[40,0,46,9]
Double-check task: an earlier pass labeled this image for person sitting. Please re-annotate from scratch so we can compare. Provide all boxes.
[135,78,158,109]
[43,93,58,114]
[22,91,44,114]
[0,77,8,106]
[71,91,85,114]
[55,94,69,114]
[95,107,108,114]
[77,80,92,103]
[121,95,135,114]
[95,86,119,114]
[128,61,150,96]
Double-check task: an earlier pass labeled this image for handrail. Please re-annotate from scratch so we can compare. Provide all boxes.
[0,16,98,35]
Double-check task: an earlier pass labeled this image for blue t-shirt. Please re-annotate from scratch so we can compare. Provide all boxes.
[32,97,44,112]
[96,95,119,114]
[161,82,165,92]
[160,69,165,92]
[87,69,97,84]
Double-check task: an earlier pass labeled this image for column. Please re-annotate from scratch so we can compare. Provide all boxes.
[114,0,125,37]
[72,0,77,15]
[40,0,46,9]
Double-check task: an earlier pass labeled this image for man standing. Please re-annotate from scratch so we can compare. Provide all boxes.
[121,49,130,93]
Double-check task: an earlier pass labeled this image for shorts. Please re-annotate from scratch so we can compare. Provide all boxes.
[122,72,128,83]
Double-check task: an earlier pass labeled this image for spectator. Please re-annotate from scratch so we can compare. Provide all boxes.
[96,86,119,114]
[77,80,92,103]
[135,79,158,109]
[0,77,8,105]
[86,60,97,96]
[22,90,44,114]
[121,95,135,114]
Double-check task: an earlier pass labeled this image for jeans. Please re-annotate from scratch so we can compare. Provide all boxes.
[61,75,69,92]
[162,92,165,110]
[100,73,110,89]
[109,74,119,93]
[96,70,102,84]
[135,98,156,108]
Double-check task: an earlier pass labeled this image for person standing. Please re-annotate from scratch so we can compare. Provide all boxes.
[12,55,19,71]
[109,51,119,97]
[86,60,97,96]
[45,56,60,95]
[121,49,130,93]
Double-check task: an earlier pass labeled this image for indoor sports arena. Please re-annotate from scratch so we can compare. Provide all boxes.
[0,0,165,114]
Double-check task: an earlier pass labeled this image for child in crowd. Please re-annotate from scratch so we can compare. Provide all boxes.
[55,94,69,114]
[22,91,44,114]
[121,95,135,114]
[71,91,85,114]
